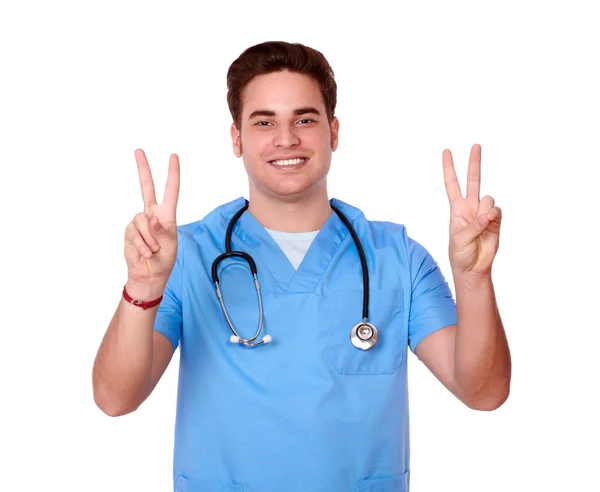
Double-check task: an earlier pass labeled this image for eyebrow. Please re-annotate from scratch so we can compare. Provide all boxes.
[247,107,322,120]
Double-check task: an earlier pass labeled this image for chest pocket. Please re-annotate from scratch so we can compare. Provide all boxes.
[326,289,406,375]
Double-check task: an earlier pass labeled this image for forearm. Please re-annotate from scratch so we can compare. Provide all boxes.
[452,273,511,409]
[92,281,164,416]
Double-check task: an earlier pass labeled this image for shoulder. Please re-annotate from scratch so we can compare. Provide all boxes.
[166,197,247,262]
[175,196,247,239]
[330,197,438,273]
[330,197,409,249]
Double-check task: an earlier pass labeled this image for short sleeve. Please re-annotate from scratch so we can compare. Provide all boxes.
[153,229,184,350]
[406,232,457,353]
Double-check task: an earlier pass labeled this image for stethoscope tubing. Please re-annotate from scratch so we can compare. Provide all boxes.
[330,204,369,322]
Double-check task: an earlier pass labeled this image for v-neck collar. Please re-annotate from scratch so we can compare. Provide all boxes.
[225,198,352,294]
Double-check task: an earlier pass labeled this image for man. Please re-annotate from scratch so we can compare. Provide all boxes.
[93,41,511,491]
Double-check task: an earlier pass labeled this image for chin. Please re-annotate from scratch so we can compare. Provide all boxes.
[269,179,327,202]
[267,186,312,201]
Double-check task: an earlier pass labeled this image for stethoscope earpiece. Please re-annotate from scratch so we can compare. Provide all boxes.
[229,334,272,346]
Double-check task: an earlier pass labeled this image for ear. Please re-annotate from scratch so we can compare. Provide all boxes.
[330,117,340,151]
[230,123,242,157]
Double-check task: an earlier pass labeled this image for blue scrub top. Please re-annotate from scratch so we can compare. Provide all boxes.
[154,197,457,492]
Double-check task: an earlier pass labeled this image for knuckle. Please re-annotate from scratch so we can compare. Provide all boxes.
[134,212,149,226]
[131,232,143,247]
[125,222,138,240]
[481,195,494,206]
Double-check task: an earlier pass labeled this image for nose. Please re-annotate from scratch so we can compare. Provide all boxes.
[273,123,299,148]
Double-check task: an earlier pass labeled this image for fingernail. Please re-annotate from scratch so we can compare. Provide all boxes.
[151,243,160,252]
[145,251,153,259]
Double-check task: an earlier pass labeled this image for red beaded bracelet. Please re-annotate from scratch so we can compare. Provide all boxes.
[122,285,163,310]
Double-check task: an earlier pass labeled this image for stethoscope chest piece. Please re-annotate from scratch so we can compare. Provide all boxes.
[350,321,379,350]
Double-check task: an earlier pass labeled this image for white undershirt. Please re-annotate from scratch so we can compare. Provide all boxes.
[265,228,320,269]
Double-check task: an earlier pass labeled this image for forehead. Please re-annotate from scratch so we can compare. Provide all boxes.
[241,71,324,117]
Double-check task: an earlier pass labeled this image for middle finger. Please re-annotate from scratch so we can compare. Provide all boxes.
[466,144,481,200]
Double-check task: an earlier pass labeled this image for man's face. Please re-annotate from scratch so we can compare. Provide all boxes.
[231,70,339,201]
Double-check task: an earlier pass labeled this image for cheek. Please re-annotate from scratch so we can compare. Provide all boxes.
[241,133,269,158]
[316,130,333,150]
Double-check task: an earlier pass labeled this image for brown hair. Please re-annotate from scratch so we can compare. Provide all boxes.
[226,41,337,131]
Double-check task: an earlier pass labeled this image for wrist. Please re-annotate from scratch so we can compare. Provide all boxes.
[124,279,166,301]
[452,270,493,290]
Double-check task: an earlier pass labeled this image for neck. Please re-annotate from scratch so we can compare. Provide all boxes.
[247,187,332,232]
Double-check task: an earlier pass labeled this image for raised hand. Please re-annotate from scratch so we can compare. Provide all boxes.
[443,144,502,278]
[124,149,180,294]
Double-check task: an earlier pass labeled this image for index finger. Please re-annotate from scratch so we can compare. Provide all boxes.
[135,149,157,212]
[163,153,180,213]
[442,148,462,202]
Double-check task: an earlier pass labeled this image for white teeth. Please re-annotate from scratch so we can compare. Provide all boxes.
[271,158,306,166]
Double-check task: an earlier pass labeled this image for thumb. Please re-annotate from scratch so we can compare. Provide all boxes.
[150,215,167,235]
[459,213,490,243]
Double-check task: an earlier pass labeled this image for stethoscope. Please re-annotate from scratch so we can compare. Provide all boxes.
[211,200,379,351]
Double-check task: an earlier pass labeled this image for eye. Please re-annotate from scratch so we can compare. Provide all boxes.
[298,118,316,125]
[255,121,272,127]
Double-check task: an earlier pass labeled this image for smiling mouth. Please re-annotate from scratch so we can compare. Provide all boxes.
[269,157,308,167]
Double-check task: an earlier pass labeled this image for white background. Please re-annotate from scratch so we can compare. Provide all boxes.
[1,0,598,490]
